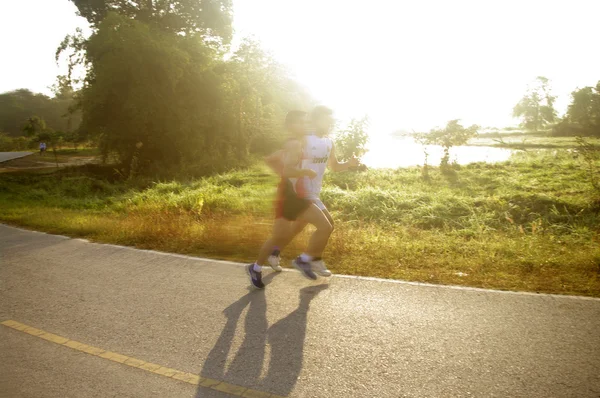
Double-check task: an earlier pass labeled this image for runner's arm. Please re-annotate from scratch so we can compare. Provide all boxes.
[282,140,316,178]
[264,150,284,175]
[328,142,360,172]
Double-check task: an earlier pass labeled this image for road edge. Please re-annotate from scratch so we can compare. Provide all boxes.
[2,223,599,302]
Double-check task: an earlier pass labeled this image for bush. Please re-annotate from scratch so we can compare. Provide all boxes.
[0,133,33,151]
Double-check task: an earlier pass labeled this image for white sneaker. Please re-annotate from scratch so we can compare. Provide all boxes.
[268,255,283,272]
[311,259,332,277]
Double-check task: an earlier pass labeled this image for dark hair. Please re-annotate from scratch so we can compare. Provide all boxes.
[311,105,333,122]
[285,110,307,126]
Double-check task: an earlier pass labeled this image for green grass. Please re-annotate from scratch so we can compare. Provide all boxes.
[1,150,599,297]
[470,135,600,149]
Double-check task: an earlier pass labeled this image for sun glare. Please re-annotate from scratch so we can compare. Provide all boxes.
[235,0,600,136]
[1,0,600,139]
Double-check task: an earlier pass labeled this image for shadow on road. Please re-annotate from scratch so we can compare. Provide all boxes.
[198,273,328,397]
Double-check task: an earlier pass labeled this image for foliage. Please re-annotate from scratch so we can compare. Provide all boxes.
[416,120,479,169]
[62,12,311,177]
[513,76,557,132]
[0,89,81,137]
[1,150,599,296]
[22,116,48,138]
[576,136,600,192]
[0,133,31,151]
[334,117,369,161]
[554,81,600,137]
[69,0,233,43]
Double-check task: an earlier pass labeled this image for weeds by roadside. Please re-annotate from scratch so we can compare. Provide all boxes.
[1,150,599,296]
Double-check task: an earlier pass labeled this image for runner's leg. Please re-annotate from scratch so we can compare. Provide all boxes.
[299,203,333,258]
[257,218,293,267]
[272,219,307,254]
[305,201,334,276]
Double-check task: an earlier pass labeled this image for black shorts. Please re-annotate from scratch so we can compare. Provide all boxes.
[275,180,310,221]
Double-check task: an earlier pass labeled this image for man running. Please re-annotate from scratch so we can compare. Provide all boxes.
[248,106,360,288]
[247,110,331,288]
[272,106,361,276]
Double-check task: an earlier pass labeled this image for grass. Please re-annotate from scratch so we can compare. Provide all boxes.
[470,135,600,149]
[1,150,599,297]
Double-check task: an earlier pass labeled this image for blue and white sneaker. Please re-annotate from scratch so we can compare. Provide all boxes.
[292,257,318,280]
[268,249,283,272]
[246,264,265,289]
[311,259,332,277]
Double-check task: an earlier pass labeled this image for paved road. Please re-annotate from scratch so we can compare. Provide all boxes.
[0,152,33,163]
[1,224,599,398]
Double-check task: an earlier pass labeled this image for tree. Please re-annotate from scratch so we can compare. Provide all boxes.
[334,117,369,161]
[78,13,195,171]
[22,116,47,138]
[420,120,479,169]
[0,89,81,137]
[567,82,600,135]
[220,38,312,158]
[69,0,233,43]
[72,13,311,176]
[513,76,556,132]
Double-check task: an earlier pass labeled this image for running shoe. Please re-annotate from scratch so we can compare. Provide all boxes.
[268,249,283,272]
[311,259,332,277]
[246,264,265,289]
[292,257,318,280]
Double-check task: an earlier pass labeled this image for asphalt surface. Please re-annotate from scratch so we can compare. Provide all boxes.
[0,152,33,163]
[1,223,599,398]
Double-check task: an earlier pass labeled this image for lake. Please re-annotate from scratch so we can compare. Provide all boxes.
[360,136,515,169]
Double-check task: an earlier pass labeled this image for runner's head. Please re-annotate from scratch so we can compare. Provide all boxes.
[311,106,334,136]
[285,110,307,137]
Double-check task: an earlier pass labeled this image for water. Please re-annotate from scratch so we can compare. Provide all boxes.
[360,136,515,169]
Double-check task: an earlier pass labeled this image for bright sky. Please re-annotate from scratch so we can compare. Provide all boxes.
[2,0,599,134]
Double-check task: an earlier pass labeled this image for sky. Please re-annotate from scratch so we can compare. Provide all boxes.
[1,0,600,135]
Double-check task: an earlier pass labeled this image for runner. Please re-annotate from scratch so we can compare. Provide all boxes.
[247,110,328,288]
[260,106,361,282]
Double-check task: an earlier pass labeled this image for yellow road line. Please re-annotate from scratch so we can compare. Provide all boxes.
[1,320,285,398]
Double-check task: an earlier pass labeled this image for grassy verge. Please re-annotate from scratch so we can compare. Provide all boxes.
[470,135,600,149]
[1,150,599,296]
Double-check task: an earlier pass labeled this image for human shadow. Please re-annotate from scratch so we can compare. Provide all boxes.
[198,276,328,397]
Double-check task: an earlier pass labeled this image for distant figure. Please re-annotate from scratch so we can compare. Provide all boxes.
[39,142,46,156]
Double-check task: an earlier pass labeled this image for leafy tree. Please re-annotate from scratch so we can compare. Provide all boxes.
[220,38,312,158]
[22,116,47,138]
[72,13,310,175]
[78,13,194,171]
[567,82,600,135]
[69,0,233,42]
[64,130,82,149]
[420,120,479,169]
[513,76,556,132]
[334,117,369,161]
[0,89,81,137]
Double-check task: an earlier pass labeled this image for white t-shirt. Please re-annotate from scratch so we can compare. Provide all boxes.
[296,134,332,200]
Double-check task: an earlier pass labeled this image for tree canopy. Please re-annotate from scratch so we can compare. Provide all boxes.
[72,12,311,175]
[334,117,369,161]
[416,120,479,168]
[70,0,233,43]
[566,82,600,135]
[0,89,80,137]
[513,76,556,132]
